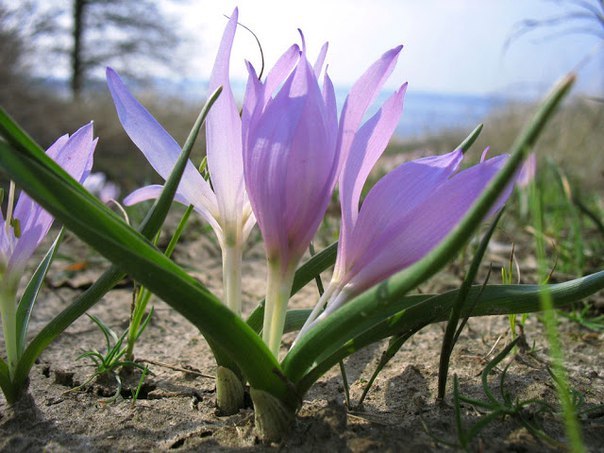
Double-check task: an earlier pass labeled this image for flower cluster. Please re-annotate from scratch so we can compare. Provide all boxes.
[107,8,515,357]
[0,5,591,443]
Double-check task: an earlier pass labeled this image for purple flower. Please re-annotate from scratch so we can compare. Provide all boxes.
[299,147,512,336]
[106,9,253,314]
[243,37,407,355]
[0,123,96,276]
[517,153,537,188]
[84,172,120,204]
[1,123,96,377]
[242,35,337,272]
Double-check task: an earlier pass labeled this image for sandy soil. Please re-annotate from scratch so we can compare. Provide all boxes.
[0,219,603,452]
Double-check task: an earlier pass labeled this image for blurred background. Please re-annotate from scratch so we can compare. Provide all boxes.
[0,0,602,194]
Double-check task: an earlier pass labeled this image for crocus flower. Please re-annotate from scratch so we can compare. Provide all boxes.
[298,145,512,338]
[106,8,254,315]
[84,172,120,204]
[242,36,406,356]
[0,123,96,377]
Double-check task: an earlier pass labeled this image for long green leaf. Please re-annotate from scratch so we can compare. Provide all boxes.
[0,107,45,154]
[438,209,503,398]
[283,74,575,383]
[16,229,64,356]
[295,270,604,394]
[10,88,223,394]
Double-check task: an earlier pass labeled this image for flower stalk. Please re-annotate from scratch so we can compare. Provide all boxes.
[262,261,297,357]
[0,275,18,378]
[222,240,243,315]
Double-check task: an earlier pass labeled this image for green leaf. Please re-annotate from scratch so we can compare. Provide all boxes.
[11,87,223,391]
[283,74,576,384]
[0,107,45,155]
[459,123,483,154]
[438,210,504,399]
[16,229,64,356]
[295,270,604,394]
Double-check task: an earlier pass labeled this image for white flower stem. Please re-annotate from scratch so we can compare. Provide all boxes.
[294,280,339,345]
[222,242,243,316]
[262,260,295,358]
[0,276,19,380]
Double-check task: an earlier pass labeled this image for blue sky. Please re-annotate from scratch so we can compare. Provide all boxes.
[169,0,603,97]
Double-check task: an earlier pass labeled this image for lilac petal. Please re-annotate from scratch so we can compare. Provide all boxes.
[313,42,329,77]
[347,154,509,293]
[106,68,218,221]
[241,62,259,148]
[242,45,301,148]
[322,73,338,149]
[244,56,337,264]
[123,184,190,207]
[348,149,463,270]
[517,153,537,187]
[337,85,407,269]
[261,44,301,105]
[10,124,98,271]
[337,45,403,166]
[242,61,262,145]
[244,71,302,261]
[282,60,338,254]
[124,185,223,236]
[206,8,245,228]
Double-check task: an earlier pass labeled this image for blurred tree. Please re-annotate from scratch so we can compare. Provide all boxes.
[0,4,28,104]
[6,0,182,99]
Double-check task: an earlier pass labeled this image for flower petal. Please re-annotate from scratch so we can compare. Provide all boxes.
[337,45,403,167]
[261,43,301,106]
[206,8,245,230]
[244,55,337,264]
[9,124,98,271]
[106,68,218,222]
[313,42,329,77]
[123,184,189,206]
[337,84,407,273]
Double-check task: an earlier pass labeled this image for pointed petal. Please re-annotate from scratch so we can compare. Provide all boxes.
[337,84,407,272]
[262,44,301,104]
[206,8,245,230]
[242,61,264,148]
[337,45,403,166]
[244,56,338,264]
[123,184,190,207]
[313,42,329,77]
[10,124,98,271]
[106,68,219,221]
[124,184,223,242]
[517,153,537,187]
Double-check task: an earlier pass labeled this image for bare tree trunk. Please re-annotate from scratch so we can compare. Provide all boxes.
[71,0,85,99]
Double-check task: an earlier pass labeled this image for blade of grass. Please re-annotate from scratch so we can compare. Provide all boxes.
[16,229,64,356]
[437,210,504,399]
[295,270,604,395]
[530,182,585,452]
